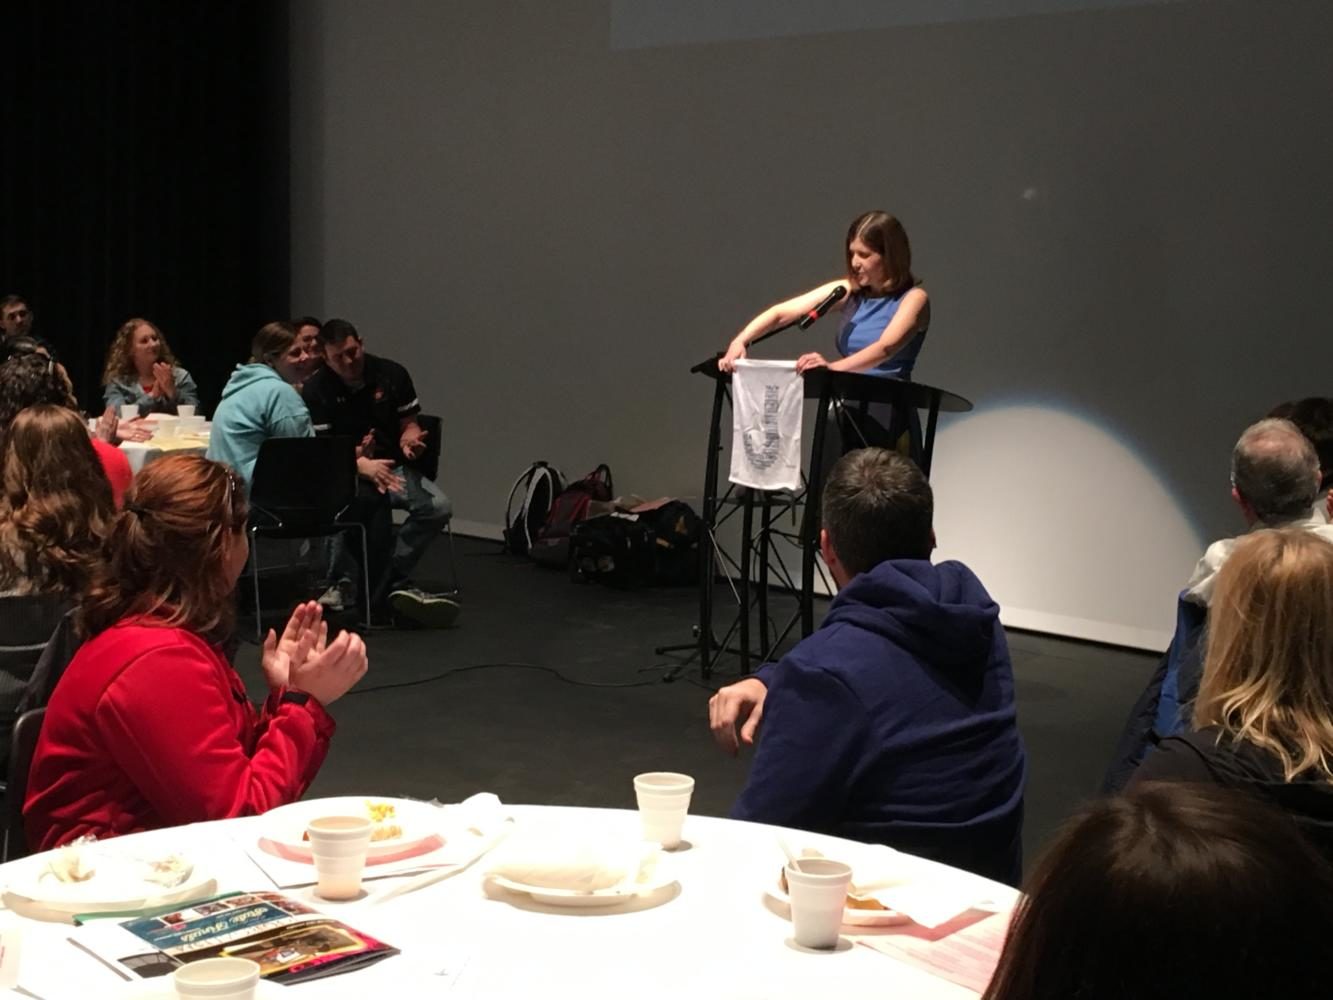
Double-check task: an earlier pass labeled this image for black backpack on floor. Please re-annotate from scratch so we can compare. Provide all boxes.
[570,500,701,587]
[503,462,565,557]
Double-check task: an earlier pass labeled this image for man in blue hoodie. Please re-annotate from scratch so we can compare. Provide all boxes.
[709,449,1026,884]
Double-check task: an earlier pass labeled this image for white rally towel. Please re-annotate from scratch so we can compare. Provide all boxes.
[729,359,803,492]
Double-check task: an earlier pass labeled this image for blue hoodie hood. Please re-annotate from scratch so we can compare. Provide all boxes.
[823,559,1000,673]
[205,363,313,489]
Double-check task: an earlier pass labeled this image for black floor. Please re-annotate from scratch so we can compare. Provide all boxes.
[234,536,1159,873]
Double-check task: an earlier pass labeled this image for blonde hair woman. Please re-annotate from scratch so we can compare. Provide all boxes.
[1132,527,1333,857]
[101,317,200,417]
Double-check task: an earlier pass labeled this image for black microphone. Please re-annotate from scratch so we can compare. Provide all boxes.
[797,286,847,329]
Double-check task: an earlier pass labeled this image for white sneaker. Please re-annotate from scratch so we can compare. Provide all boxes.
[317,582,352,612]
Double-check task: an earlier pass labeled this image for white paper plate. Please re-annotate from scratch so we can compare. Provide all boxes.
[2,848,216,923]
[258,796,445,862]
[489,870,677,908]
[765,884,912,927]
[118,978,287,999]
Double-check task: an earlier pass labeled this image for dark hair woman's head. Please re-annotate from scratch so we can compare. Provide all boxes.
[0,355,76,437]
[82,455,249,641]
[845,211,915,296]
[0,405,113,597]
[982,782,1333,1000]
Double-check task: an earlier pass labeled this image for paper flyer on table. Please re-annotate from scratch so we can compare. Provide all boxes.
[71,890,397,984]
[854,907,1013,995]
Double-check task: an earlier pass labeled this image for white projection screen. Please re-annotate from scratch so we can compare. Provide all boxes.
[289,0,1333,650]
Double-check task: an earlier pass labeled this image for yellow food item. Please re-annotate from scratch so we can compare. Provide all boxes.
[366,800,402,841]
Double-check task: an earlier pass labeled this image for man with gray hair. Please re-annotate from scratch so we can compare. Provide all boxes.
[1185,417,1333,605]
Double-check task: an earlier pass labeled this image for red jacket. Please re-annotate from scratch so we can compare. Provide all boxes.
[90,439,132,508]
[25,620,335,852]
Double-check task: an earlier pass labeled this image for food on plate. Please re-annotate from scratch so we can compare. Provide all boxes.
[48,841,97,883]
[143,854,194,888]
[779,859,891,912]
[366,800,403,842]
[300,800,403,843]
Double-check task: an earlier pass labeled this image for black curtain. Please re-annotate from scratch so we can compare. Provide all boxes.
[0,1,289,413]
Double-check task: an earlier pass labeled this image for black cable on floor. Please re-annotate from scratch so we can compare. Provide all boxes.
[346,661,664,696]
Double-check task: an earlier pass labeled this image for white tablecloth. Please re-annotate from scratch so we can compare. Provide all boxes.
[0,806,1017,999]
[119,439,209,475]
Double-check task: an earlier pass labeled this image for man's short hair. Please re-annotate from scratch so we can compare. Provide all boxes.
[0,294,27,311]
[317,318,359,348]
[1231,418,1320,522]
[293,315,322,331]
[822,448,933,575]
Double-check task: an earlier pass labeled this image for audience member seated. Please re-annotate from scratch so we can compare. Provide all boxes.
[101,317,200,417]
[0,354,131,506]
[708,449,1026,884]
[0,405,114,765]
[982,781,1333,1000]
[0,294,37,346]
[301,318,458,628]
[293,316,323,387]
[24,455,368,851]
[1132,528,1333,859]
[1185,417,1332,605]
[1270,397,1333,523]
[207,321,315,488]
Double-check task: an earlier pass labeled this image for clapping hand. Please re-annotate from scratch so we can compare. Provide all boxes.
[355,431,376,459]
[261,601,327,691]
[94,406,119,443]
[152,361,176,400]
[289,629,368,707]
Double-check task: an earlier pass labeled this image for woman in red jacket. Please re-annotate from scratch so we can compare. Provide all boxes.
[24,454,368,851]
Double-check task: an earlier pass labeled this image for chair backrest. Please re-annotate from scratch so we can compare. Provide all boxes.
[3,706,45,861]
[0,593,71,767]
[249,436,358,526]
[417,414,443,482]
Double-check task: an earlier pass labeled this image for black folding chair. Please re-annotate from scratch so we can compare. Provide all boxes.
[415,414,460,595]
[248,436,371,639]
[3,707,45,861]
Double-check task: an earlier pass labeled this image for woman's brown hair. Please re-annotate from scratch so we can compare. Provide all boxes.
[0,405,113,597]
[101,317,178,385]
[249,321,298,366]
[982,782,1333,1000]
[1193,527,1333,780]
[844,210,917,296]
[81,454,248,642]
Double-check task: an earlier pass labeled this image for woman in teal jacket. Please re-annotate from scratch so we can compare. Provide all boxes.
[207,322,315,489]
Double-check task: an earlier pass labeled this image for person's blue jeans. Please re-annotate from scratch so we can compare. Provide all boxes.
[328,466,452,606]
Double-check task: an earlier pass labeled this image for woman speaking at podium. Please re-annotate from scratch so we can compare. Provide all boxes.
[718,210,930,452]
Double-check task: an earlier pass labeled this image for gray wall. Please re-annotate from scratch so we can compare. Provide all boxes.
[289,0,1333,648]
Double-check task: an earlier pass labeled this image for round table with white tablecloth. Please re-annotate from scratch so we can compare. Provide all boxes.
[0,804,1018,999]
[119,425,210,475]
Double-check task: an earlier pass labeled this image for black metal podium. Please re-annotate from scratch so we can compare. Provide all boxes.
[679,356,972,679]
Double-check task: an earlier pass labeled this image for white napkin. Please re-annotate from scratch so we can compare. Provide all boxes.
[486,830,659,892]
[787,840,1009,929]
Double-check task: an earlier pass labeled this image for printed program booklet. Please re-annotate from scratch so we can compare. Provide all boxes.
[74,890,398,983]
